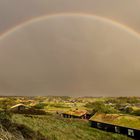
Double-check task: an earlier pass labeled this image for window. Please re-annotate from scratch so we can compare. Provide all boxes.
[115,126,120,133]
[97,123,102,128]
[128,129,134,136]
[19,106,25,110]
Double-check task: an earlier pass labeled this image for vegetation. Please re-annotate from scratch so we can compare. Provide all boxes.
[0,125,24,140]
[0,98,17,110]
[33,102,47,109]
[0,110,47,140]
[132,109,140,116]
[0,96,139,139]
[12,114,133,140]
[85,101,118,114]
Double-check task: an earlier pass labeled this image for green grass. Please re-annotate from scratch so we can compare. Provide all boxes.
[43,102,88,113]
[132,106,140,111]
[12,114,133,140]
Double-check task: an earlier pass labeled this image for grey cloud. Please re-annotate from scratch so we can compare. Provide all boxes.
[0,0,140,34]
[0,15,140,96]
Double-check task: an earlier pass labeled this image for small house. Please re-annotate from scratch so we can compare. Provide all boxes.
[10,103,27,112]
[89,113,140,139]
[62,110,88,119]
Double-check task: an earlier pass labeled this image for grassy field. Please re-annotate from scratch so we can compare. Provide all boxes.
[12,114,133,140]
[0,96,139,140]
[44,102,87,113]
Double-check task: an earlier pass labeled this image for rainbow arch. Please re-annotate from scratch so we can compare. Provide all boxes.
[0,13,140,40]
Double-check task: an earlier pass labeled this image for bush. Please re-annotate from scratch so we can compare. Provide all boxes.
[132,109,140,116]
[85,101,118,114]
[14,108,46,115]
[33,103,47,109]
[0,98,17,109]
[124,107,133,114]
[0,110,12,122]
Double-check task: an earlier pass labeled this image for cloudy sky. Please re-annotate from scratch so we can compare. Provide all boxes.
[0,0,140,96]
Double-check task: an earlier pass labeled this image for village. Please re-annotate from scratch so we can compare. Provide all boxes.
[0,96,139,140]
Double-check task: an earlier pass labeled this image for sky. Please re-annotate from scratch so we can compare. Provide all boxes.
[0,0,140,96]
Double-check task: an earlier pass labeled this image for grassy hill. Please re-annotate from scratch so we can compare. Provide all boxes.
[0,96,139,140]
[12,114,133,140]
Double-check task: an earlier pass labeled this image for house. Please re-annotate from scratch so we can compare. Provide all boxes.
[62,110,88,119]
[89,113,140,139]
[10,103,27,112]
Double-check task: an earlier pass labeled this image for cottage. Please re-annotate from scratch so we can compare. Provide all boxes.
[89,113,140,139]
[62,110,88,119]
[10,103,27,112]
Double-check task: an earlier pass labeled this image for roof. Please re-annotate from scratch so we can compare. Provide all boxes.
[89,113,140,130]
[10,103,26,109]
[63,110,87,117]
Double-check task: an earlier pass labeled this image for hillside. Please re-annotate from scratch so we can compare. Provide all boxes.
[12,114,133,140]
[0,96,139,139]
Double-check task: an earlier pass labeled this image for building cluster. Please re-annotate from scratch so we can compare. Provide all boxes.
[62,110,140,139]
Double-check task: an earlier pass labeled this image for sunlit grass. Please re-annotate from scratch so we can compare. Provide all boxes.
[12,114,133,140]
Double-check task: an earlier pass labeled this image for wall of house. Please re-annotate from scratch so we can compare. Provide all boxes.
[62,114,85,119]
[18,106,25,111]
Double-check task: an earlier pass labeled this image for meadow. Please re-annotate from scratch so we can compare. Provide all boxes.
[0,96,139,140]
[12,114,133,140]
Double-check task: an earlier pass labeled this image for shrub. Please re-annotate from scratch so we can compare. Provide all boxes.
[0,110,12,122]
[132,109,140,116]
[14,108,46,115]
[85,101,118,114]
[33,103,47,109]
[124,107,133,114]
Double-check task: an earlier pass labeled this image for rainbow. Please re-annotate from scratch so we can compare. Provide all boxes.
[0,13,140,40]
